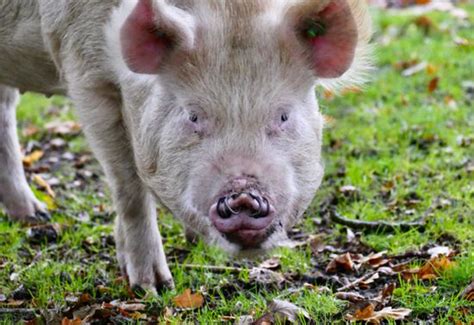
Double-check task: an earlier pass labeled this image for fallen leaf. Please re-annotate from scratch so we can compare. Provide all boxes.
[339,185,359,196]
[5,299,25,307]
[427,246,453,258]
[335,291,366,303]
[172,289,204,309]
[249,267,285,285]
[346,303,412,324]
[268,299,310,323]
[309,234,326,255]
[50,138,67,148]
[326,253,355,273]
[428,77,440,93]
[359,272,380,289]
[32,174,56,198]
[426,63,437,75]
[323,114,337,126]
[23,150,44,167]
[381,283,396,301]
[45,121,81,135]
[346,228,356,242]
[414,15,434,33]
[253,313,273,325]
[402,61,427,77]
[402,256,454,281]
[61,318,82,325]
[259,257,281,270]
[394,59,419,71]
[360,251,389,268]
[118,302,146,312]
[22,125,40,137]
[460,279,474,301]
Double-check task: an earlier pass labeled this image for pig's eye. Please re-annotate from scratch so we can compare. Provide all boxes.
[189,112,198,123]
[281,113,289,123]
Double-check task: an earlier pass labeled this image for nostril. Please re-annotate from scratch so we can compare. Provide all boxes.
[250,196,270,219]
[217,197,234,219]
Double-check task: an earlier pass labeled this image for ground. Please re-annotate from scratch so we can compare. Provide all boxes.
[0,4,473,324]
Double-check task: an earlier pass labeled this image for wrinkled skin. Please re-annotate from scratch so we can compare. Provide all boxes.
[0,0,371,291]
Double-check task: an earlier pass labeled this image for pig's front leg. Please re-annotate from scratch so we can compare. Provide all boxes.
[69,85,173,293]
[0,85,50,223]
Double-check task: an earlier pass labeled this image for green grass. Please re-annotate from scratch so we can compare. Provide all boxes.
[1,5,473,324]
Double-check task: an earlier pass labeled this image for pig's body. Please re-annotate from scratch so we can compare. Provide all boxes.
[0,0,372,292]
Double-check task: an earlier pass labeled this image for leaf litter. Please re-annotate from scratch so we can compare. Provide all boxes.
[1,1,473,323]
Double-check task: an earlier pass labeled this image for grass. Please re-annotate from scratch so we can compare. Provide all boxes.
[1,5,473,324]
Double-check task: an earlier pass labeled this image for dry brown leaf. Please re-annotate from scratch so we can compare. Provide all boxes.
[402,256,454,281]
[394,59,419,71]
[268,299,310,323]
[61,318,82,325]
[309,234,326,255]
[172,289,204,309]
[359,272,380,289]
[32,174,56,198]
[346,303,412,324]
[428,77,440,93]
[335,292,366,303]
[426,63,438,75]
[249,267,285,285]
[107,300,146,312]
[326,253,355,273]
[5,299,25,307]
[381,283,396,301]
[259,257,281,270]
[45,120,81,135]
[414,15,434,32]
[461,280,474,301]
[22,125,40,137]
[360,251,389,269]
[22,150,44,167]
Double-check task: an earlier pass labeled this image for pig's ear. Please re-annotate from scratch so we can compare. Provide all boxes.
[120,0,195,74]
[286,0,372,80]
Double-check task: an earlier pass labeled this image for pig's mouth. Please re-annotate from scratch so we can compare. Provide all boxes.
[209,192,277,249]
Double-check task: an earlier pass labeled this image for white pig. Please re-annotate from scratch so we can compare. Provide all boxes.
[0,0,372,292]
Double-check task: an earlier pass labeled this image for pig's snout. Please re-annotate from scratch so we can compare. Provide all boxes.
[210,192,275,247]
[217,193,270,219]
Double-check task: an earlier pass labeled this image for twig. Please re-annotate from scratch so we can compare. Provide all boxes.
[0,308,37,319]
[330,211,426,233]
[337,271,378,292]
[171,264,244,274]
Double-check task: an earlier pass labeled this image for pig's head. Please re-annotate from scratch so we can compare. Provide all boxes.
[110,0,372,254]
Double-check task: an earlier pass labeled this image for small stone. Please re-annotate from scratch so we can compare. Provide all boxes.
[12,285,32,301]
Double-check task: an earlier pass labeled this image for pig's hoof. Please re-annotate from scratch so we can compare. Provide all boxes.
[5,197,51,225]
[119,256,174,295]
[21,210,52,225]
[132,278,175,297]
[157,278,175,291]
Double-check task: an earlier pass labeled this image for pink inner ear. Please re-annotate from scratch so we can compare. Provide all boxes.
[308,1,358,78]
[120,0,169,74]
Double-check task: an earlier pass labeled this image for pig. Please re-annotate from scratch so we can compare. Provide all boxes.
[0,0,372,292]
